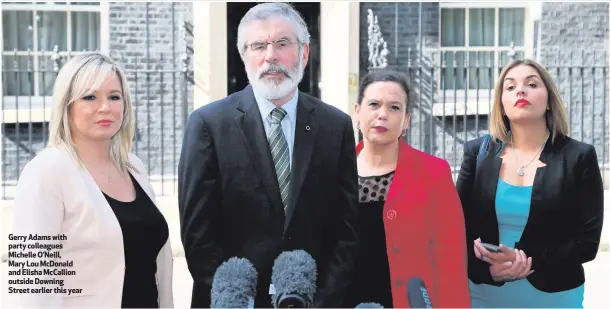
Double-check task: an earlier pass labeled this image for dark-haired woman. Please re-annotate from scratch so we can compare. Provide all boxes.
[342,70,471,308]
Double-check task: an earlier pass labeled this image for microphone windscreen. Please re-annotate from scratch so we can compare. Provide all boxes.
[407,277,433,308]
[211,257,258,308]
[355,302,384,308]
[271,250,317,306]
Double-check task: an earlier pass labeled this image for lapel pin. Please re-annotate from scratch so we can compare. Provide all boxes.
[387,209,397,220]
[305,125,310,131]
[391,246,402,254]
[394,279,405,287]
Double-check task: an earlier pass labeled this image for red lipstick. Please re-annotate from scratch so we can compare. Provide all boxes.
[515,98,530,107]
[373,126,388,133]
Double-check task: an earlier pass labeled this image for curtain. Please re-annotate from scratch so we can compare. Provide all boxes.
[468,8,494,90]
[500,8,525,47]
[2,9,100,96]
[441,8,466,90]
[71,11,100,51]
[441,7,525,90]
[38,11,66,96]
[2,11,33,96]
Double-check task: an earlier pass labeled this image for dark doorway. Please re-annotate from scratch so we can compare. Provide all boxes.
[226,2,321,98]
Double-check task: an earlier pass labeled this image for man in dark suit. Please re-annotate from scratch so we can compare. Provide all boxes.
[178,3,359,308]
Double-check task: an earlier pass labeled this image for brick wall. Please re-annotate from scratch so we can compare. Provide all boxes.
[359,2,609,172]
[359,2,440,154]
[358,2,480,165]
[1,2,193,192]
[108,1,193,178]
[539,2,609,168]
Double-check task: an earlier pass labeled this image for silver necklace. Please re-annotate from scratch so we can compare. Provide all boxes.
[512,133,548,176]
[108,163,113,184]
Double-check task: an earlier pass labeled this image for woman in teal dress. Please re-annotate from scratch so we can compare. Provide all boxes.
[456,59,604,308]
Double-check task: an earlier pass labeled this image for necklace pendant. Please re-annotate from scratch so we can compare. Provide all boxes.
[517,167,525,176]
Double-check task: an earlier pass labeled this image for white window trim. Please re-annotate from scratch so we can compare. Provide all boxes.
[1,51,92,124]
[99,1,109,55]
[435,3,535,116]
[440,2,537,9]
[0,3,101,13]
[1,97,53,123]
[1,1,107,123]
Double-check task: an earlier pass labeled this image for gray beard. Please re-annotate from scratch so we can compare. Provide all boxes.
[246,59,304,101]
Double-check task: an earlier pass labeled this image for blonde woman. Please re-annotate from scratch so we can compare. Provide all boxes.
[456,59,604,308]
[10,53,173,308]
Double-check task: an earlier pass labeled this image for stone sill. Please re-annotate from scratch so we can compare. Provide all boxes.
[432,101,491,117]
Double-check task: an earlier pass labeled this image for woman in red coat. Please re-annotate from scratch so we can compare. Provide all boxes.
[342,70,471,308]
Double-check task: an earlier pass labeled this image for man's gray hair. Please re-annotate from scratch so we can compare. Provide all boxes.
[236,3,310,58]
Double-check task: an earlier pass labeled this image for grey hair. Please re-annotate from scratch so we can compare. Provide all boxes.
[236,2,310,58]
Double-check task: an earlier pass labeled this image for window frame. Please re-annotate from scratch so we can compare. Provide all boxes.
[435,2,534,116]
[0,1,108,123]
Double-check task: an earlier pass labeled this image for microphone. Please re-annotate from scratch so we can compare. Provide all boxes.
[210,257,258,308]
[270,250,317,308]
[407,277,433,308]
[355,302,384,308]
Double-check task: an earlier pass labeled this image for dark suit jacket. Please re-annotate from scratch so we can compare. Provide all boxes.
[178,85,359,308]
[456,134,604,293]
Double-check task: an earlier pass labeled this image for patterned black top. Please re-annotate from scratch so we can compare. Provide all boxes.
[343,171,395,308]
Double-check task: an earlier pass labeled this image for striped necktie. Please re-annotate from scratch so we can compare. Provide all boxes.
[267,107,291,213]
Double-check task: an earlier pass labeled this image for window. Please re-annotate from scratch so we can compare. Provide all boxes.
[2,2,102,99]
[440,4,529,91]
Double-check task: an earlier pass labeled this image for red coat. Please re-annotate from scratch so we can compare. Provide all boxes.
[356,139,471,308]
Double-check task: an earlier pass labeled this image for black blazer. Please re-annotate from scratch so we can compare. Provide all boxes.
[178,85,359,308]
[456,134,604,293]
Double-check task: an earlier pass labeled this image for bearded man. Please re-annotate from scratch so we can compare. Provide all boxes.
[177,3,359,308]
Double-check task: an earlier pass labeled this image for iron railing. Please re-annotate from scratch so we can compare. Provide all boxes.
[2,43,609,199]
[369,47,609,182]
[0,21,194,200]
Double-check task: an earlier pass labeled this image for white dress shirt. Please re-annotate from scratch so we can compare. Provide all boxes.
[253,88,298,169]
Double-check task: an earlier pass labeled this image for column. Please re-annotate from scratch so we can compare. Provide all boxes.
[319,2,360,142]
[192,2,228,109]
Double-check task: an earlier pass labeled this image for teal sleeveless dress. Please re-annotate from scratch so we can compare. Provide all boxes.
[469,177,585,308]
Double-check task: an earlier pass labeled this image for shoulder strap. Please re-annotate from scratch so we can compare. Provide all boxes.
[476,134,491,170]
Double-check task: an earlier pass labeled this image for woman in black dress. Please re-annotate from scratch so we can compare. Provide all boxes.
[11,53,174,308]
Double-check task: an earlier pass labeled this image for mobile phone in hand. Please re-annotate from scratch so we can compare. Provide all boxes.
[480,242,502,253]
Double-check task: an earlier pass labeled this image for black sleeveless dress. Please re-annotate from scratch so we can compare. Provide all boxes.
[102,173,169,308]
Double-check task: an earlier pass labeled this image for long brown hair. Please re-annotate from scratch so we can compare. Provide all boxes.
[489,59,569,144]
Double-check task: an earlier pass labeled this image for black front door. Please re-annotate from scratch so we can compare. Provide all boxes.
[226,2,321,98]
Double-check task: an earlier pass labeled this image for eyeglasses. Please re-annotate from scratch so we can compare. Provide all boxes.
[245,39,301,54]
